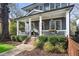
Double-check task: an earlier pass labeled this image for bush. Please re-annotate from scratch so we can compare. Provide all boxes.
[16,35,27,42]
[9,20,16,35]
[48,35,65,45]
[48,35,58,45]
[10,35,17,41]
[36,36,48,48]
[57,35,65,42]
[11,35,27,42]
[33,39,40,46]
[55,43,66,53]
[43,42,55,52]
[39,36,48,42]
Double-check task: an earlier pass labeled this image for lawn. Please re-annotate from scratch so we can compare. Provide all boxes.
[0,43,15,53]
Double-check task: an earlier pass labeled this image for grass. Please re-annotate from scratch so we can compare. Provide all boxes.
[0,43,15,53]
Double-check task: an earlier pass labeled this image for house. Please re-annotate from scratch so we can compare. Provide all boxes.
[16,3,74,37]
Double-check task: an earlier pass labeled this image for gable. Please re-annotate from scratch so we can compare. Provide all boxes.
[26,9,43,16]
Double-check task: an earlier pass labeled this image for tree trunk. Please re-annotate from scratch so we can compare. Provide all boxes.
[0,3,10,41]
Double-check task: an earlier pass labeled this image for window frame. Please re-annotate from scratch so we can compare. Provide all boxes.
[42,19,62,31]
[50,3,55,10]
[44,3,49,11]
[50,19,62,30]
[56,3,60,9]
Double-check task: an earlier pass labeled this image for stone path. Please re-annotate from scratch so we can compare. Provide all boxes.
[0,44,35,56]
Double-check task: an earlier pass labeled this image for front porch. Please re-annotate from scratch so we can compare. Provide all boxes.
[16,7,71,37]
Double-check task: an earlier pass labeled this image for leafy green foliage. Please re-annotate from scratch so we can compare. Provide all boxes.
[48,35,58,45]
[11,35,27,42]
[55,43,66,53]
[9,20,16,35]
[34,35,66,53]
[19,21,25,32]
[36,36,48,48]
[43,42,55,52]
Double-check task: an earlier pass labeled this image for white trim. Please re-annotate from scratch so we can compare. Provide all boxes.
[49,3,50,10]
[29,18,31,36]
[17,20,19,35]
[54,3,56,9]
[39,16,42,36]
[66,10,70,37]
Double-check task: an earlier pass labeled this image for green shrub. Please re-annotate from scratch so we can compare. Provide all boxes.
[33,39,40,47]
[16,35,27,42]
[36,36,48,48]
[48,35,58,45]
[48,35,65,45]
[55,43,66,53]
[10,35,16,41]
[9,20,16,35]
[43,42,55,52]
[57,35,65,42]
[39,36,48,42]
[11,35,27,42]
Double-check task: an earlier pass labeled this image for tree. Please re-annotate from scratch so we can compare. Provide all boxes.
[0,3,10,41]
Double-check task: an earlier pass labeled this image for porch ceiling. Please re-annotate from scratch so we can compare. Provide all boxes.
[24,8,69,21]
[27,9,67,21]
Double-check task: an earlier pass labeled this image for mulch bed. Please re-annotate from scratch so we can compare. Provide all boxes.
[16,48,68,56]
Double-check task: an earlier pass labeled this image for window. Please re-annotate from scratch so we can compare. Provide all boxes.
[50,20,62,30]
[44,3,49,11]
[31,21,39,30]
[40,5,43,10]
[61,3,67,7]
[56,21,61,30]
[50,3,54,10]
[42,20,49,30]
[42,19,62,30]
[34,6,39,9]
[68,3,70,6]
[51,20,55,29]
[56,3,60,8]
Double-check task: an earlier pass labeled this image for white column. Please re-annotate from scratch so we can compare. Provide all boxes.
[66,11,70,37]
[17,20,19,35]
[29,18,31,36]
[25,20,27,34]
[39,16,42,36]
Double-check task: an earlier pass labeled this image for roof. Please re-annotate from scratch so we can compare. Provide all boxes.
[15,5,74,20]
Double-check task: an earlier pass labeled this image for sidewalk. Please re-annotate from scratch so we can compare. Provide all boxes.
[0,44,35,56]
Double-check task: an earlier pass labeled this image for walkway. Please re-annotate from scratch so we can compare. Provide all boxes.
[0,37,37,56]
[0,44,35,56]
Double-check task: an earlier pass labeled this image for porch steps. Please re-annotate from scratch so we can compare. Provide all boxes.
[27,37,37,45]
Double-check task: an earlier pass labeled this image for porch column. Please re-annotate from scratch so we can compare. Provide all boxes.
[29,18,31,36]
[39,16,42,36]
[25,20,27,34]
[66,11,70,37]
[17,20,19,35]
